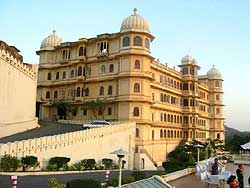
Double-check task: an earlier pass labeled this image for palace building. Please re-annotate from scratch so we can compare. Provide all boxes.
[36,9,224,167]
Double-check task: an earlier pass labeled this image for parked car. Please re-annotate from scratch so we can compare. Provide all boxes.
[83,120,111,129]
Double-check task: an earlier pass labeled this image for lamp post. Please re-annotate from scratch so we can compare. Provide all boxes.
[194,144,204,163]
[111,148,128,188]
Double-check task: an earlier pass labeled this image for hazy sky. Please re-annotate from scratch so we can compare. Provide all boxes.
[1,1,249,131]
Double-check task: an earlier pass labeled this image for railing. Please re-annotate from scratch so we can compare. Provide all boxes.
[58,119,131,125]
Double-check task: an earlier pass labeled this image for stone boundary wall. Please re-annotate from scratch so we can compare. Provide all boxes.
[58,119,130,125]
[0,48,36,80]
[0,122,136,169]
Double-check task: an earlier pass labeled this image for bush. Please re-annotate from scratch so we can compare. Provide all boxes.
[46,164,58,171]
[66,179,101,188]
[131,171,146,181]
[49,157,70,170]
[82,159,96,170]
[0,155,21,172]
[21,156,39,171]
[107,176,135,187]
[102,158,114,169]
[49,178,66,188]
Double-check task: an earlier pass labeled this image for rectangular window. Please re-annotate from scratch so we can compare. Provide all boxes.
[108,107,112,115]
[83,109,87,116]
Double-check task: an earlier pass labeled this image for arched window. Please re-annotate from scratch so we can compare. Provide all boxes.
[76,87,81,97]
[177,131,179,138]
[152,130,154,140]
[99,86,104,96]
[133,107,139,117]
[56,72,59,80]
[183,83,189,90]
[134,36,142,46]
[160,129,163,138]
[134,60,140,69]
[136,128,139,137]
[47,72,51,80]
[217,133,220,139]
[46,91,50,99]
[168,130,170,138]
[78,66,82,76]
[62,71,66,79]
[171,130,173,138]
[145,38,150,48]
[183,99,189,106]
[122,37,130,47]
[70,70,74,78]
[164,130,166,138]
[108,86,112,95]
[134,83,140,93]
[79,46,84,56]
[174,131,176,138]
[85,88,89,96]
[54,91,58,99]
[101,65,106,74]
[216,108,220,114]
[215,81,220,87]
[164,114,167,122]
[168,114,170,122]
[109,64,114,73]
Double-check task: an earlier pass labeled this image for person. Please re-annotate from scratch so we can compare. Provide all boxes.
[211,158,219,175]
[229,177,239,188]
[236,164,244,188]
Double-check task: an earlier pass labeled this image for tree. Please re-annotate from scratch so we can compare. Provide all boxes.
[48,157,70,170]
[81,99,107,119]
[49,178,66,188]
[21,156,39,171]
[0,155,21,172]
[66,179,101,188]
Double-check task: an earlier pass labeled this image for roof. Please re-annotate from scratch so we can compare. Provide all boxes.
[116,176,173,188]
[241,142,250,150]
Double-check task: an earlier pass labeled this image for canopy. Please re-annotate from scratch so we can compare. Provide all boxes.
[241,142,250,150]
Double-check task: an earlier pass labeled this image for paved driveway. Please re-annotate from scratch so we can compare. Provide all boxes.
[0,121,83,143]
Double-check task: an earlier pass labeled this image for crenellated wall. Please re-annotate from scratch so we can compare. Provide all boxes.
[0,122,136,170]
[0,41,39,138]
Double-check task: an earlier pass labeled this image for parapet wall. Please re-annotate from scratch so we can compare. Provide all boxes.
[0,122,136,169]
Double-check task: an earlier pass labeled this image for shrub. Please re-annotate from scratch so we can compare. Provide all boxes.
[66,179,101,188]
[49,178,66,188]
[82,159,96,170]
[131,171,146,181]
[102,158,114,169]
[49,157,70,170]
[21,156,39,171]
[0,155,21,172]
[46,164,58,171]
[107,176,135,187]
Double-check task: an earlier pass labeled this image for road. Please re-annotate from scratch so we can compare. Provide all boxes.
[0,121,83,143]
[0,170,160,188]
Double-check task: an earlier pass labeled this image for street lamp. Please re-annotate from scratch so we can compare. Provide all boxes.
[194,144,204,163]
[111,148,128,188]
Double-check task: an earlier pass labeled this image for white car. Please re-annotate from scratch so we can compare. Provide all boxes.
[83,120,111,129]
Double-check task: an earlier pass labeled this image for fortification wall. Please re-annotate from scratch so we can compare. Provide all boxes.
[0,43,39,138]
[0,122,136,169]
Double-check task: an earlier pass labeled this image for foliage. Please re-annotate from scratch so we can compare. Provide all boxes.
[49,178,66,188]
[81,159,96,170]
[0,155,21,172]
[48,157,70,170]
[130,171,147,181]
[107,176,135,187]
[102,158,114,169]
[21,155,39,171]
[46,164,58,171]
[81,99,107,119]
[66,179,101,188]
[225,134,250,153]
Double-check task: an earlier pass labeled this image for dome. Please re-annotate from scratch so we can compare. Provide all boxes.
[40,30,62,49]
[207,66,222,79]
[120,8,150,34]
[181,55,193,65]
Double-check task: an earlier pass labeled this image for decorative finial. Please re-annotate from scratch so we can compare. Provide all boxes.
[133,8,138,15]
[52,30,56,35]
[212,65,215,68]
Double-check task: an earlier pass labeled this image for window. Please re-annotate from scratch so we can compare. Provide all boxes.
[108,86,112,95]
[47,72,51,80]
[62,71,66,79]
[145,38,150,48]
[108,107,112,115]
[215,81,220,87]
[56,72,59,80]
[70,70,74,78]
[216,94,220,100]
[160,130,163,138]
[81,88,84,97]
[164,114,167,122]
[85,88,89,96]
[122,37,130,47]
[183,99,189,106]
[101,65,106,74]
[134,60,140,69]
[216,108,220,115]
[78,66,83,76]
[134,83,140,93]
[46,91,50,99]
[217,133,220,139]
[79,46,84,56]
[109,64,114,73]
[183,83,189,90]
[152,93,154,100]
[182,67,188,75]
[152,130,154,140]
[99,86,104,96]
[133,107,139,117]
[83,109,87,116]
[54,91,58,99]
[136,128,139,137]
[164,130,166,138]
[76,87,81,97]
[98,107,103,115]
[134,36,142,46]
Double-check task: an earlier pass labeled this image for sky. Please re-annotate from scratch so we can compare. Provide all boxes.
[1,0,250,131]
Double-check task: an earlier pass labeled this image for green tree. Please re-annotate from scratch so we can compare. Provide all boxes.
[66,179,101,188]
[21,156,39,171]
[48,157,70,170]
[0,155,21,172]
[82,99,107,119]
[49,178,66,188]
